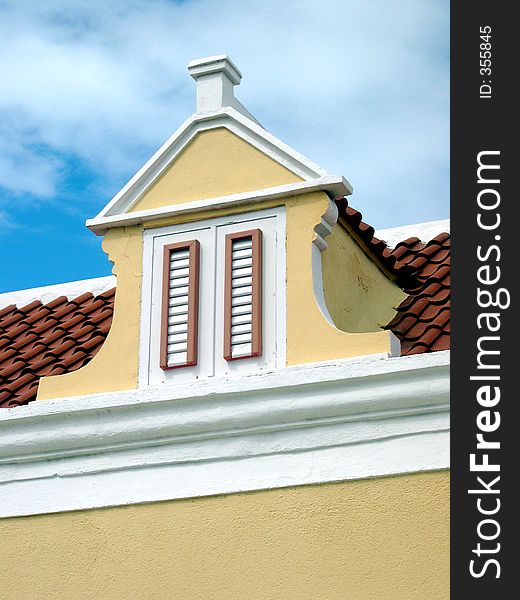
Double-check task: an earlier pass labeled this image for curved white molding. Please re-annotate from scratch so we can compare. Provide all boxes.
[312,199,338,324]
[0,351,449,518]
[0,276,116,309]
[313,199,338,252]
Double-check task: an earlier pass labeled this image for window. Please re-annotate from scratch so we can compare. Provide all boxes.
[140,207,285,387]
[223,230,262,361]
[160,240,200,370]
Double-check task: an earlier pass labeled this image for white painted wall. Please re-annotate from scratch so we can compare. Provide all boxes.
[0,351,450,518]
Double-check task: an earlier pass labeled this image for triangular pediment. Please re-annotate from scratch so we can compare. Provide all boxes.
[87,56,351,235]
[129,126,302,213]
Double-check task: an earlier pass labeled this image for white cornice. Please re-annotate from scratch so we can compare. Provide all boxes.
[0,351,449,518]
[87,175,351,235]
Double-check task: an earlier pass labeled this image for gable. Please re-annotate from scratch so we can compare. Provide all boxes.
[129,128,302,213]
[131,127,304,212]
[88,55,348,235]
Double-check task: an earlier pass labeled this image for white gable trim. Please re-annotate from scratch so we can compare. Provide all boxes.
[0,351,449,518]
[88,106,349,234]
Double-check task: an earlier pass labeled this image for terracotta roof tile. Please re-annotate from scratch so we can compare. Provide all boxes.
[335,198,450,356]
[0,304,16,318]
[0,289,115,409]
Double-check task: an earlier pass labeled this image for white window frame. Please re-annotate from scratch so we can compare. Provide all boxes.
[139,206,286,388]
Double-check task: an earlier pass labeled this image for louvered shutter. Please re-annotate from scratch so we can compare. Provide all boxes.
[223,229,262,360]
[160,240,200,369]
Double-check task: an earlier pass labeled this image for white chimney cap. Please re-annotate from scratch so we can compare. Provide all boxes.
[187,55,242,86]
[187,55,259,123]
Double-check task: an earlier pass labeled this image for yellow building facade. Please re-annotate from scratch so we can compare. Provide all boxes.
[0,56,449,599]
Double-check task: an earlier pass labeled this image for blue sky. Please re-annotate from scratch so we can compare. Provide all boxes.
[0,0,449,293]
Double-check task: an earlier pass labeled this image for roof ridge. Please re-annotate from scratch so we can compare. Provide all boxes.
[0,275,116,310]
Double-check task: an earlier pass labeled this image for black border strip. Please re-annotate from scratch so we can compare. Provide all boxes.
[451,2,513,595]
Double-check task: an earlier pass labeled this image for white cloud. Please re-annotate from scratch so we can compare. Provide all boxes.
[0,119,61,198]
[0,0,448,226]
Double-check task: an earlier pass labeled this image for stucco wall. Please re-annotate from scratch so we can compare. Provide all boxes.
[321,222,407,332]
[284,192,392,364]
[37,225,143,400]
[1,471,449,600]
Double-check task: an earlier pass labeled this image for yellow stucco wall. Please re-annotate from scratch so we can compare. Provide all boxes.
[321,222,407,332]
[285,192,392,364]
[37,226,143,400]
[1,471,449,600]
[129,127,302,211]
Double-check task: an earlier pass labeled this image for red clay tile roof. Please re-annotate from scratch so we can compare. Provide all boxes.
[385,233,450,355]
[0,202,450,409]
[0,289,115,408]
[335,198,450,356]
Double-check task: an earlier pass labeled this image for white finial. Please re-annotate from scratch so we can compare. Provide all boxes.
[187,55,260,125]
[188,55,242,114]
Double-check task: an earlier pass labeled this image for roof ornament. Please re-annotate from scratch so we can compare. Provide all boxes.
[187,55,260,124]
